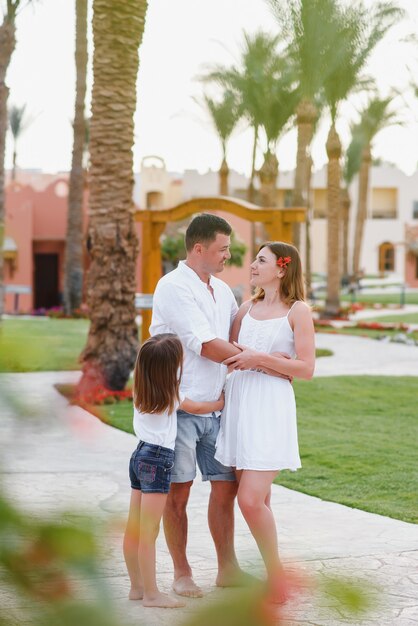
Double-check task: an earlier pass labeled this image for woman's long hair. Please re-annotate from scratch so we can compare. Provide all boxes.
[251,241,305,305]
[133,333,183,414]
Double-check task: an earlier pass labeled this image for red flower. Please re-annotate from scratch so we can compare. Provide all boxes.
[276,256,291,268]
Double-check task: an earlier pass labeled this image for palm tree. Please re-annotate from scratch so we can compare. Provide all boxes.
[269,0,345,248]
[8,103,31,180]
[257,69,298,207]
[63,0,88,317]
[201,30,284,203]
[322,1,403,316]
[79,0,148,393]
[0,0,36,318]
[199,90,240,195]
[352,95,401,277]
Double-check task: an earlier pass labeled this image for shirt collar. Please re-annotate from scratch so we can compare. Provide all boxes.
[178,260,214,288]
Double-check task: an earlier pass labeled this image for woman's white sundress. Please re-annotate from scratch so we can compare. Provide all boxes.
[215,302,302,471]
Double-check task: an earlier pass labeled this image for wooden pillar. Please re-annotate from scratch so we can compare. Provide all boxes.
[264,214,283,241]
[140,215,165,342]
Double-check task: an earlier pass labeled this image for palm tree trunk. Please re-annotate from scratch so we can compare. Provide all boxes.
[219,157,229,196]
[352,144,371,277]
[292,98,317,249]
[79,0,148,392]
[64,0,88,316]
[304,155,313,297]
[247,124,258,204]
[258,151,278,208]
[0,18,16,318]
[12,147,16,180]
[341,187,351,277]
[325,123,342,317]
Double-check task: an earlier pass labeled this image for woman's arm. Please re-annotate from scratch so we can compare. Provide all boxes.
[229,300,252,343]
[180,393,225,415]
[224,303,315,380]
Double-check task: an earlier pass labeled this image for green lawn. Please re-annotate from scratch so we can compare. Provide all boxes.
[0,318,90,372]
[317,326,418,341]
[278,376,417,523]
[314,292,418,305]
[82,376,417,524]
[364,313,418,324]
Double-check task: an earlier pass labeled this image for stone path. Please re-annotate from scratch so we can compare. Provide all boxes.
[0,333,417,625]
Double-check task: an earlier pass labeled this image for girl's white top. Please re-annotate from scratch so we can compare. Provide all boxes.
[133,393,184,450]
[215,303,302,471]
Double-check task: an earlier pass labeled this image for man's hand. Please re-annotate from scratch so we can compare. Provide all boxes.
[224,343,293,382]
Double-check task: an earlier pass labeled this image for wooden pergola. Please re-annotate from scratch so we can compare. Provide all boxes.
[135,196,305,341]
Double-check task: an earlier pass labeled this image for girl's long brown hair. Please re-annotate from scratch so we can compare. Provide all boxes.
[133,333,183,414]
[251,241,305,305]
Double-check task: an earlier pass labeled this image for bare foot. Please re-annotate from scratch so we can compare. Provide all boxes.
[128,587,144,600]
[143,591,185,608]
[172,575,204,598]
[216,567,256,588]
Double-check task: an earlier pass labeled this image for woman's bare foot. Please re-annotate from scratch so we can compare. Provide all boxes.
[143,591,186,608]
[172,575,203,598]
[128,587,144,600]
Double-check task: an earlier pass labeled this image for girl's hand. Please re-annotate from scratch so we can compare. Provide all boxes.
[223,342,260,370]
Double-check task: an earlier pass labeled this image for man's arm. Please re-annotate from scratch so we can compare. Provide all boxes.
[201,338,241,363]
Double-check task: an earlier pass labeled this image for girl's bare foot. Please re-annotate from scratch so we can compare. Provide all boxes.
[143,591,186,608]
[173,575,203,598]
[128,587,144,600]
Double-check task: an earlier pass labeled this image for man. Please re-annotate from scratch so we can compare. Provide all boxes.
[150,213,243,597]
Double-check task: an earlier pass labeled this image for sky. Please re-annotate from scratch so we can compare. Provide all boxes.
[4,0,418,177]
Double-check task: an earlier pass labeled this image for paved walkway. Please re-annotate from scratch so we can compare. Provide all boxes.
[0,334,417,625]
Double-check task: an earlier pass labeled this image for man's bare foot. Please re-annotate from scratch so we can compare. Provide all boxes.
[172,575,204,598]
[216,567,256,588]
[142,591,185,608]
[128,587,144,600]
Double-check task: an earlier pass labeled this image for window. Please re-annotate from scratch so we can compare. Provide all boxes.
[146,191,163,209]
[413,201,418,219]
[378,242,395,272]
[371,188,397,219]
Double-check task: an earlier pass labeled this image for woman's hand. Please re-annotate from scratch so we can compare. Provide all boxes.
[223,342,261,370]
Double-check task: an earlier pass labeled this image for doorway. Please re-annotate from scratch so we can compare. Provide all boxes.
[34,253,60,309]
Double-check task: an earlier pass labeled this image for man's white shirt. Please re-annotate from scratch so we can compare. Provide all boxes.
[150,261,238,416]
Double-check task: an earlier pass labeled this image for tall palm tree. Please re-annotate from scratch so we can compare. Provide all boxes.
[79,0,148,393]
[352,95,400,276]
[8,103,31,180]
[322,1,403,316]
[63,0,88,316]
[201,30,284,203]
[269,0,345,247]
[200,90,240,196]
[0,0,36,318]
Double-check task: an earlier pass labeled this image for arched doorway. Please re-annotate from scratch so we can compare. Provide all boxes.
[135,197,305,340]
[378,242,395,273]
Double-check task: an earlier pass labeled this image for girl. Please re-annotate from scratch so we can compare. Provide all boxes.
[215,242,315,604]
[123,333,224,608]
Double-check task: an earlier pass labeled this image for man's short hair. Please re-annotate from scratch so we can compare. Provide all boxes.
[185,213,232,251]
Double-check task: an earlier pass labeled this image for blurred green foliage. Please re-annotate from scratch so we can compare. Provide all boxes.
[161,231,247,269]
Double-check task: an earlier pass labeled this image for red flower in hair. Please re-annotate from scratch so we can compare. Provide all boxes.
[276,256,291,268]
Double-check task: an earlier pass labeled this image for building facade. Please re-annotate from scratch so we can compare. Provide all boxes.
[3,160,418,314]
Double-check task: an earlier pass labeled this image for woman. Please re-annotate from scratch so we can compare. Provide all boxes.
[215,241,315,604]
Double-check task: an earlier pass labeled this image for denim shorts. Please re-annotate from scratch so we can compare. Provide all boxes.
[172,411,236,483]
[129,441,175,494]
